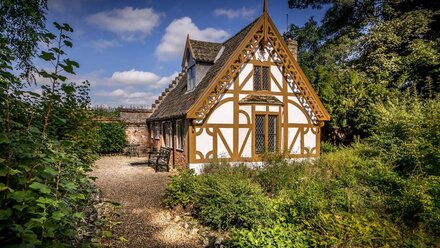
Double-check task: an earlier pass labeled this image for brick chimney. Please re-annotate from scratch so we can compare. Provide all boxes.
[285,37,298,61]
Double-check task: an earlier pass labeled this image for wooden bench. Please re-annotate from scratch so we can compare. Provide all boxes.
[148,147,171,172]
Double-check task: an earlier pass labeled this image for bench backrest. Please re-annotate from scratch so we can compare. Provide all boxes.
[157,147,171,164]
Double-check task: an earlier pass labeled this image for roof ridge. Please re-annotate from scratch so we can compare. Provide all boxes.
[189,39,222,45]
[151,69,186,112]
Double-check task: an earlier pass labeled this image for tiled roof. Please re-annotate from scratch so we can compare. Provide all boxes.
[148,17,260,121]
[238,95,283,105]
[189,39,222,63]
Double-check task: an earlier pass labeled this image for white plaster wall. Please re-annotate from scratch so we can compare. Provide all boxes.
[239,128,252,157]
[269,106,278,112]
[195,128,213,159]
[206,100,234,124]
[304,128,317,154]
[240,63,253,91]
[287,101,309,124]
[270,65,283,92]
[288,127,301,154]
[256,106,266,111]
[239,105,251,124]
[217,128,233,158]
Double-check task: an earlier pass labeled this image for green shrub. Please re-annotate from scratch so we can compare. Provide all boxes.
[370,97,440,176]
[304,212,401,247]
[97,122,126,154]
[194,174,271,230]
[229,223,310,247]
[320,141,338,153]
[163,169,198,208]
[257,160,302,195]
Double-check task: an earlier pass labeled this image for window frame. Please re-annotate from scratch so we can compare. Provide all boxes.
[187,56,196,92]
[253,112,279,155]
[161,122,167,147]
[176,120,183,150]
[253,65,270,91]
[168,122,174,148]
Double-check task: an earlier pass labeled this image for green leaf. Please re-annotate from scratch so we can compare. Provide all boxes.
[39,51,55,61]
[61,84,75,94]
[52,115,67,125]
[73,212,84,219]
[0,134,11,144]
[29,126,41,134]
[0,167,8,176]
[63,40,73,48]
[29,182,51,194]
[10,191,30,202]
[0,208,12,220]
[52,211,66,221]
[102,230,113,238]
[62,181,77,190]
[0,183,13,192]
[43,167,57,176]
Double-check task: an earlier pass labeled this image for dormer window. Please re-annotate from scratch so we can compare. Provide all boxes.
[254,65,270,91]
[187,65,196,91]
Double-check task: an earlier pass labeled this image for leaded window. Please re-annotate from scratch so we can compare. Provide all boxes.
[253,66,270,91]
[255,115,265,153]
[254,114,278,154]
[268,115,277,152]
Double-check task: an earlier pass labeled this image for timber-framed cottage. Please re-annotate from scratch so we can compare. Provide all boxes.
[146,1,330,173]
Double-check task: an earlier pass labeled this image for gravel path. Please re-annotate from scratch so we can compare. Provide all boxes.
[90,156,202,248]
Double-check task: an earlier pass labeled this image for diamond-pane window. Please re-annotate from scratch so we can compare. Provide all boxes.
[255,115,265,154]
[254,114,278,154]
[254,66,261,91]
[262,67,269,90]
[253,66,269,91]
[268,116,277,152]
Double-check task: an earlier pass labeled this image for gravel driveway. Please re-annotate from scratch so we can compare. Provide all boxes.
[90,156,202,248]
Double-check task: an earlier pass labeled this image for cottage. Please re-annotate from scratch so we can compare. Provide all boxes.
[146,1,330,173]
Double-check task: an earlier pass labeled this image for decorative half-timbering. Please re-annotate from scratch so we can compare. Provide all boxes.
[147,3,330,173]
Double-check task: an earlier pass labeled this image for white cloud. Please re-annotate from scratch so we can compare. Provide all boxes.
[95,88,158,106]
[88,39,120,52]
[109,69,178,88]
[30,67,178,106]
[214,6,259,19]
[111,69,160,85]
[155,17,229,61]
[86,7,161,41]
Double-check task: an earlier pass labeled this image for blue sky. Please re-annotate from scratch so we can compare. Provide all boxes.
[39,0,327,107]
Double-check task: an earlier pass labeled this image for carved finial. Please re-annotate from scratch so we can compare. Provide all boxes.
[263,0,268,13]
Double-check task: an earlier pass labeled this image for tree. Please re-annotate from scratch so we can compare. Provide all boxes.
[287,0,440,143]
[1,2,99,246]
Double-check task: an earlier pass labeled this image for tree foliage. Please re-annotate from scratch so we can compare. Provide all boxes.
[288,0,440,143]
[0,2,99,246]
[97,122,126,154]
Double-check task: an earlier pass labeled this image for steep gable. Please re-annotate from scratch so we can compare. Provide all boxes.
[186,12,330,122]
[148,18,259,121]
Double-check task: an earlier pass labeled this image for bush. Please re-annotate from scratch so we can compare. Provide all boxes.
[257,160,301,195]
[229,223,310,247]
[370,97,440,176]
[97,122,126,154]
[163,128,440,245]
[163,169,198,208]
[320,141,338,153]
[194,173,272,230]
